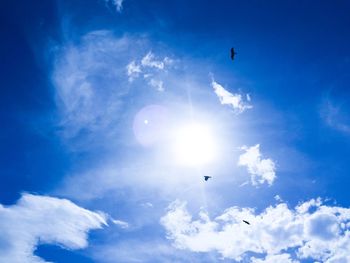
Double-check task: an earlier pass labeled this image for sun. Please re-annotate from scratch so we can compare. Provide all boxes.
[172,123,217,166]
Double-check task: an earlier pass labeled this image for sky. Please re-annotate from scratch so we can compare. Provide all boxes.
[1,0,350,262]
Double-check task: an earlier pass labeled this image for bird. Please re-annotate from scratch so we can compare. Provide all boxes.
[230,47,237,61]
[204,176,212,181]
[242,220,250,225]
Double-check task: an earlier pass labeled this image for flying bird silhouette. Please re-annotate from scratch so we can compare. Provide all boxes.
[230,47,237,61]
[204,176,212,181]
[242,220,250,225]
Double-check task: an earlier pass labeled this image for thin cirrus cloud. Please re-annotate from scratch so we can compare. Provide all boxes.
[92,239,208,263]
[211,79,252,114]
[320,96,350,135]
[52,31,133,140]
[0,193,107,263]
[161,198,350,263]
[238,144,276,186]
[53,30,174,143]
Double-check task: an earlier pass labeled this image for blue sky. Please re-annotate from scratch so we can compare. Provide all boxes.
[1,0,350,262]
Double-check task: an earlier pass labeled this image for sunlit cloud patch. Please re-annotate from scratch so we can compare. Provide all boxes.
[238,144,276,186]
[161,198,350,262]
[212,79,252,114]
[0,194,106,263]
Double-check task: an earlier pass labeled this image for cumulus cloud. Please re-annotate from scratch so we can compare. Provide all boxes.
[0,193,106,263]
[238,144,276,186]
[211,80,252,113]
[161,199,350,263]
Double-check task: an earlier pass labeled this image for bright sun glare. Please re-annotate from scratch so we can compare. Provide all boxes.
[172,123,217,166]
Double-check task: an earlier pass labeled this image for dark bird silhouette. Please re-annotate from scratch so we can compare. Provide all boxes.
[204,176,212,181]
[230,47,237,61]
[242,220,250,225]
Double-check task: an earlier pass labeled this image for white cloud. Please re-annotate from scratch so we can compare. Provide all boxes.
[105,0,124,12]
[111,219,129,229]
[161,199,350,263]
[141,51,169,69]
[238,144,276,186]
[141,202,154,208]
[149,79,164,92]
[126,60,142,81]
[114,0,124,12]
[126,51,172,81]
[274,195,283,202]
[0,193,106,263]
[126,51,172,92]
[211,80,252,113]
[127,51,172,75]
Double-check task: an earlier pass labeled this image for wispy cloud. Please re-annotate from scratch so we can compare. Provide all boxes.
[320,96,350,134]
[161,199,350,262]
[53,32,173,143]
[0,193,106,263]
[105,0,125,12]
[127,51,172,79]
[149,78,164,92]
[126,51,172,91]
[92,239,207,263]
[53,30,175,150]
[111,219,129,229]
[141,51,167,69]
[211,79,252,114]
[126,60,142,81]
[238,144,276,186]
[53,31,133,141]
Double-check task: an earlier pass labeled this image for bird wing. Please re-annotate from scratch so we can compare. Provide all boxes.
[231,48,236,60]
